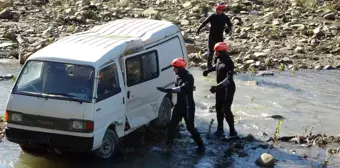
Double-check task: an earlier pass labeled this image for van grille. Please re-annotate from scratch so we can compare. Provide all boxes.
[7,111,70,131]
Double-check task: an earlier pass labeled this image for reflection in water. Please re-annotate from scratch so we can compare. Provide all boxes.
[1,63,340,167]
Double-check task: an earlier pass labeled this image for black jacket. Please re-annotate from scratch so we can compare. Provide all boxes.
[206,52,235,89]
[197,13,233,40]
[172,70,195,111]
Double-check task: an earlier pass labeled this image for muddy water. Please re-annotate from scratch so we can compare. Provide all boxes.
[1,61,340,168]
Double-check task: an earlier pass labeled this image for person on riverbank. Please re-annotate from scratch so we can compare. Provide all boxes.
[157,58,205,153]
[202,42,238,138]
[196,2,233,68]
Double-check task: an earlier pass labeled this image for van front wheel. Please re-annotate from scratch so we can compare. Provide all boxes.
[95,129,119,160]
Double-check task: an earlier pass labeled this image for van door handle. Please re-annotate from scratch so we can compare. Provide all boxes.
[96,108,101,111]
[127,91,130,99]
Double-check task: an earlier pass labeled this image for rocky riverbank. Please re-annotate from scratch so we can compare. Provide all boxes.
[0,116,5,141]
[0,0,339,72]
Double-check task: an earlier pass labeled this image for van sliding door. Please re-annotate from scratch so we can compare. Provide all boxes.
[123,49,161,129]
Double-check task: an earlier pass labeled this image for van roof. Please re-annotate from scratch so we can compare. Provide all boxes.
[28,18,181,66]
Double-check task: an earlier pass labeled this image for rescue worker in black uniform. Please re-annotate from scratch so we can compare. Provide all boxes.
[202,42,238,138]
[196,2,233,68]
[157,58,205,152]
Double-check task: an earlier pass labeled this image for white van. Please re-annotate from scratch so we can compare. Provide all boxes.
[4,18,188,159]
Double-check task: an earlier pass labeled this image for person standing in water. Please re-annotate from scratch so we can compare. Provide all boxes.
[202,42,238,138]
[157,58,205,153]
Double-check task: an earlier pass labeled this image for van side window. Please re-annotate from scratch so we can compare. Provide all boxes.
[96,64,121,102]
[126,51,159,87]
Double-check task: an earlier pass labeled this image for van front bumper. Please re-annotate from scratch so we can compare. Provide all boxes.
[5,127,94,152]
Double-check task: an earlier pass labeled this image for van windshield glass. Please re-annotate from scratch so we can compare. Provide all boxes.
[13,60,95,102]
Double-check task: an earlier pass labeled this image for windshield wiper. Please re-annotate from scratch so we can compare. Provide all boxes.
[43,92,84,104]
[30,84,47,99]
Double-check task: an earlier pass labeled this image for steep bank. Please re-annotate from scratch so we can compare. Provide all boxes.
[0,0,339,72]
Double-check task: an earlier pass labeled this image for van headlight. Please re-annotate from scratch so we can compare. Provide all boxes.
[11,113,23,122]
[70,120,94,132]
[71,120,84,130]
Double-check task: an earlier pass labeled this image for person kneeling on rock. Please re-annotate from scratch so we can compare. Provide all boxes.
[202,42,238,138]
[157,58,205,153]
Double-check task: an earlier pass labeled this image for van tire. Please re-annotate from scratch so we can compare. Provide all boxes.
[151,96,172,129]
[94,129,119,160]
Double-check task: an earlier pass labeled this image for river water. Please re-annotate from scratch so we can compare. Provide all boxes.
[1,59,340,168]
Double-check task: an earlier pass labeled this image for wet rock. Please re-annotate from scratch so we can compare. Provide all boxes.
[258,144,269,149]
[31,0,49,5]
[245,134,254,141]
[232,142,244,149]
[323,13,335,20]
[330,48,340,54]
[256,153,275,167]
[0,74,14,79]
[314,64,323,70]
[272,19,280,26]
[208,105,215,112]
[294,46,304,53]
[182,1,193,8]
[188,53,204,64]
[245,60,255,65]
[0,8,12,19]
[237,151,249,157]
[256,71,274,76]
[268,115,285,120]
[180,19,190,26]
[142,8,158,16]
[323,65,334,70]
[313,26,324,37]
[186,44,202,54]
[253,52,267,59]
[239,31,248,39]
[282,57,292,64]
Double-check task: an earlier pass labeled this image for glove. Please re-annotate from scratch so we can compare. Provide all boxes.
[203,70,209,77]
[157,87,173,93]
[210,86,217,93]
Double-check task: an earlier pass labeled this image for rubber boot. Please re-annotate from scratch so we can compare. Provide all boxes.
[226,114,238,138]
[214,128,225,137]
[193,135,205,153]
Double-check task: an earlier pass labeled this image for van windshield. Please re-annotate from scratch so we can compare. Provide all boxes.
[13,60,95,103]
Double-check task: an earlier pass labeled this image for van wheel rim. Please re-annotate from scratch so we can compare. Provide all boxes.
[100,138,114,158]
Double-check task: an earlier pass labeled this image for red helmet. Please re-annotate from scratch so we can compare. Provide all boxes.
[214,42,229,51]
[171,58,187,68]
[216,3,227,10]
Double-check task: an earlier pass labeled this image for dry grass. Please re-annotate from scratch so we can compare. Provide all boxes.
[295,0,317,8]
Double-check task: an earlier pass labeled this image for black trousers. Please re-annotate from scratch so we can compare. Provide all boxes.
[215,82,236,132]
[166,105,203,147]
[207,36,224,68]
